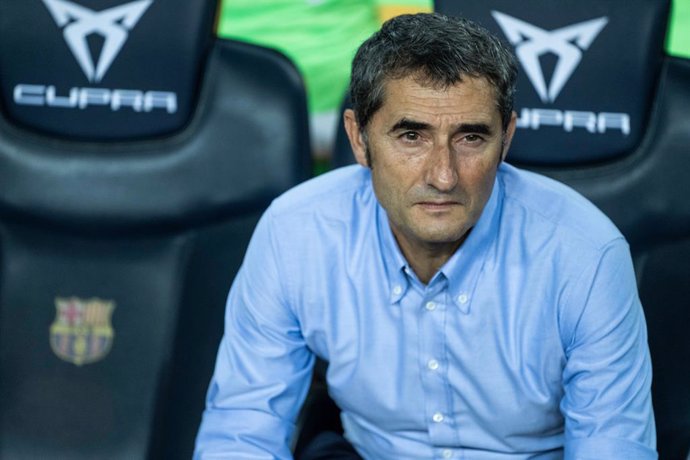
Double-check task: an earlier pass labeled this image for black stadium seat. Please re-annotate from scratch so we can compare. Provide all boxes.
[0,1,311,459]
[432,1,688,458]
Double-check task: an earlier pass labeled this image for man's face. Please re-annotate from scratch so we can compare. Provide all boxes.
[345,75,516,257]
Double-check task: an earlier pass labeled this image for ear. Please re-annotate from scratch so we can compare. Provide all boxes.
[500,111,518,162]
[343,109,369,168]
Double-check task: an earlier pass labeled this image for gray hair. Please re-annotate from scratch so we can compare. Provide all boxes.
[349,13,518,132]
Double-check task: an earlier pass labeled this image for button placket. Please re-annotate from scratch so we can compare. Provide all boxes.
[418,290,457,446]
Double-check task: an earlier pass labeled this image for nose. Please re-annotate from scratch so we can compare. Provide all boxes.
[424,142,458,192]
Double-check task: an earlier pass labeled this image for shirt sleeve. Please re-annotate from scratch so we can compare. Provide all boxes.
[194,209,315,460]
[560,239,657,459]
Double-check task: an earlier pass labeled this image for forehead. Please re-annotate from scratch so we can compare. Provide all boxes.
[376,75,501,126]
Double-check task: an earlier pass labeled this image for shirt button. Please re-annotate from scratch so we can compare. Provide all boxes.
[442,449,453,458]
[427,359,439,371]
[425,301,436,311]
[392,285,402,295]
[432,412,444,423]
[457,293,469,304]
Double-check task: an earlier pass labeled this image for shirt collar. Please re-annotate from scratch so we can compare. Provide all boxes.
[376,173,504,312]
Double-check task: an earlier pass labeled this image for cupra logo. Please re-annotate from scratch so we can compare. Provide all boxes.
[492,11,608,104]
[42,0,153,83]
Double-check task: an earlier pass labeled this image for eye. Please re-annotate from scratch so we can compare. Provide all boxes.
[401,131,420,142]
[463,134,483,143]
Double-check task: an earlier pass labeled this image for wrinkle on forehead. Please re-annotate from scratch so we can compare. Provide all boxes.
[380,73,501,123]
[381,75,500,128]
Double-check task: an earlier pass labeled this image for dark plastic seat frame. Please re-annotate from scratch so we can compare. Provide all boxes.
[0,1,312,458]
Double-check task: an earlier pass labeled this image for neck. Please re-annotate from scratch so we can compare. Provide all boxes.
[396,236,466,285]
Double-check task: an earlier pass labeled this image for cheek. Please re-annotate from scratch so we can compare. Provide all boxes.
[370,168,400,208]
[372,159,416,198]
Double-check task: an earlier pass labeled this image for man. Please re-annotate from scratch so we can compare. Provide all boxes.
[195,13,656,460]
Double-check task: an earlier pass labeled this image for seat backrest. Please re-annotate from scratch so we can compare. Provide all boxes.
[0,1,312,459]
[433,1,690,458]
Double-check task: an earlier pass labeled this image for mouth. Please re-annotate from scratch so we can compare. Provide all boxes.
[416,201,461,212]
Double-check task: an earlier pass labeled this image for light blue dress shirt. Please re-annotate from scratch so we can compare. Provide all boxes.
[195,163,656,460]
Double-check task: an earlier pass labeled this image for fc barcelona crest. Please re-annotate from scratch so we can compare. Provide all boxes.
[50,297,115,366]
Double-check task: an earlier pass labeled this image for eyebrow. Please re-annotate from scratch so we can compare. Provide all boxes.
[389,118,494,136]
[389,118,431,133]
[456,123,493,136]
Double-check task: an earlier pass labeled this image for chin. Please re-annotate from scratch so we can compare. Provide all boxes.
[417,228,469,245]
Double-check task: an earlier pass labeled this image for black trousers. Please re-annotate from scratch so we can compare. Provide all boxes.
[298,431,364,460]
